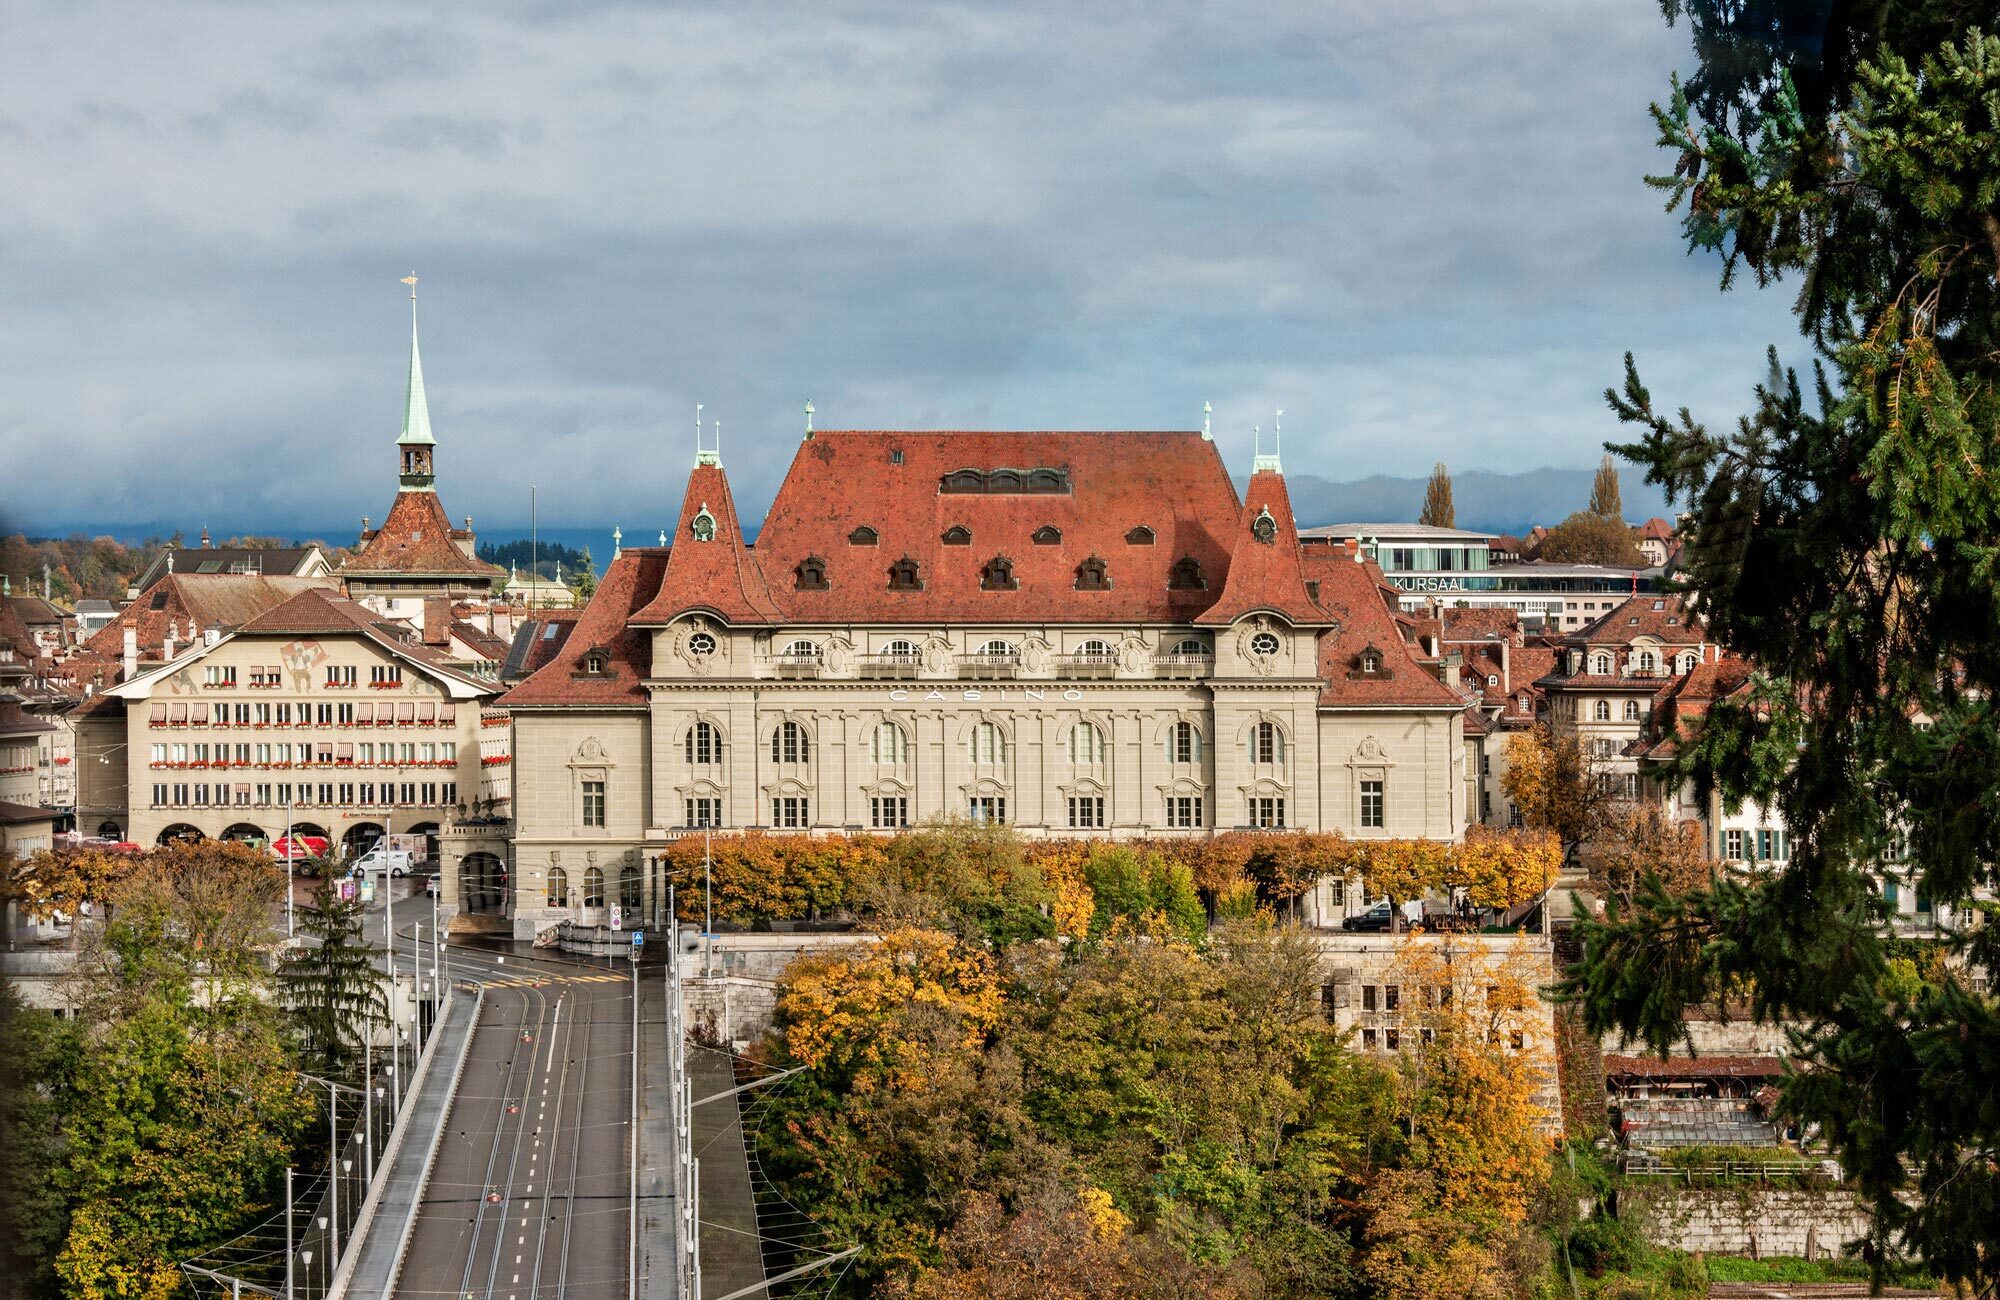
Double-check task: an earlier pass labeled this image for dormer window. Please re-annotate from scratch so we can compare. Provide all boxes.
[1350,645,1388,678]
[848,526,879,546]
[980,556,1018,591]
[690,505,716,543]
[1074,556,1111,591]
[1125,525,1155,545]
[887,557,924,591]
[942,525,973,546]
[574,646,613,678]
[794,556,829,590]
[1168,555,1206,590]
[1251,506,1277,544]
[1032,525,1062,545]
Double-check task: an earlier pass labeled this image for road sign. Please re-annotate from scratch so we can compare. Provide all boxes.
[631,931,645,947]
[610,905,623,931]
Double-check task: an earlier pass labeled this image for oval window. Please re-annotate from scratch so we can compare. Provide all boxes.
[1250,632,1281,657]
[688,632,716,657]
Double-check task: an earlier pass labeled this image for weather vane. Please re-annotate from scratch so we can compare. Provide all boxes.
[401,273,418,299]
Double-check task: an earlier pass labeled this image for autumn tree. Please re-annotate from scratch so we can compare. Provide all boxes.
[1568,8,2000,1289]
[1501,713,1621,864]
[1533,510,1646,566]
[1586,801,1714,908]
[1587,453,1623,519]
[1420,462,1455,528]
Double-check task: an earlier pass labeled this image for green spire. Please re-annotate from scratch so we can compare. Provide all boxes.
[398,279,435,448]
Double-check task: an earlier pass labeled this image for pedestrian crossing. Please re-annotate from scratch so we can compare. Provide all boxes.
[482,973,632,988]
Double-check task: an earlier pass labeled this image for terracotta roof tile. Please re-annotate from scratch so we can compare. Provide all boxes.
[1302,550,1464,708]
[1195,469,1329,627]
[345,491,505,581]
[500,550,665,708]
[630,464,784,625]
[83,574,338,664]
[1602,1054,1784,1080]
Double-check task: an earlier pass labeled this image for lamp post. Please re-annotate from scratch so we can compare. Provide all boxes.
[284,784,294,940]
[284,1166,294,1300]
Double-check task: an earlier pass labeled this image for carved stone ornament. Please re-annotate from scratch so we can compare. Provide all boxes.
[573,736,611,764]
[921,636,953,676]
[1237,617,1280,676]
[1117,636,1149,676]
[822,635,855,676]
[675,618,718,676]
[1353,734,1389,762]
[1020,636,1052,675]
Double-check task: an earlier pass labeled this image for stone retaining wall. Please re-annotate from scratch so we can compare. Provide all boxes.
[1621,1183,1873,1258]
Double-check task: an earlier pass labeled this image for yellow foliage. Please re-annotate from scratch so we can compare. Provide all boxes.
[1076,1186,1129,1241]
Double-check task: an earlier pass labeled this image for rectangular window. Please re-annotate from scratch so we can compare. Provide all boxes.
[359,782,374,804]
[870,795,909,829]
[152,783,168,806]
[316,703,334,726]
[370,665,403,686]
[1360,779,1385,829]
[968,795,1006,824]
[1362,1027,1377,1050]
[419,781,436,805]
[1165,795,1203,829]
[771,796,810,829]
[325,665,357,687]
[1725,829,1747,860]
[1757,828,1775,862]
[582,780,606,827]
[442,741,456,762]
[276,703,291,726]
[150,743,166,764]
[150,703,167,724]
[191,703,210,724]
[441,781,456,805]
[685,797,722,828]
[400,782,416,804]
[193,784,209,806]
[256,783,272,804]
[1249,796,1286,829]
[1362,984,1377,1012]
[318,783,334,804]
[1384,1027,1400,1051]
[1384,984,1401,1012]
[338,782,355,805]
[1067,795,1105,829]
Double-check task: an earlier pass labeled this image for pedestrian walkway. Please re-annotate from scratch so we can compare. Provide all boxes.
[639,973,682,1300]
[330,985,480,1300]
[692,1047,768,1300]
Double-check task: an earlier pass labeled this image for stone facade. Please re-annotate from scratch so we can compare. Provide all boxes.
[1620,1184,1874,1259]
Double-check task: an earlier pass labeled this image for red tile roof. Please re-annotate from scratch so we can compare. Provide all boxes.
[744,431,1241,625]
[1302,550,1464,708]
[499,550,666,708]
[1568,593,1705,647]
[233,588,492,690]
[630,463,784,625]
[1195,469,1329,627]
[345,490,505,581]
[82,574,338,663]
[1603,1054,1784,1080]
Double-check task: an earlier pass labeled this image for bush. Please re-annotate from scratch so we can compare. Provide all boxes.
[1567,1214,1643,1276]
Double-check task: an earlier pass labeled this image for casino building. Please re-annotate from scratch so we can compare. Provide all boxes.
[499,429,1468,937]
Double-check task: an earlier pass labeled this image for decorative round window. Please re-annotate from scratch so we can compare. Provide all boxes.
[1250,632,1281,657]
[688,632,717,658]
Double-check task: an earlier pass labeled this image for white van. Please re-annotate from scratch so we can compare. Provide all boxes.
[351,844,417,878]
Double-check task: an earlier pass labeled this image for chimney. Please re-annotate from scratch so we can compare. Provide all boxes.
[162,629,176,661]
[122,626,137,681]
[1342,537,1360,562]
[1498,636,1511,691]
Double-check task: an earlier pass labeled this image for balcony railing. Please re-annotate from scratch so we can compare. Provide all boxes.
[859,653,921,679]
[1056,653,1117,679]
[1152,652,1214,679]
[767,652,824,680]
[957,653,1020,680]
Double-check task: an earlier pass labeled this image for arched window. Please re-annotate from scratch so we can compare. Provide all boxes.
[887,557,923,591]
[882,638,918,660]
[1591,652,1613,675]
[1634,649,1657,674]
[690,508,716,543]
[980,556,1017,590]
[942,525,973,546]
[969,721,1006,765]
[583,866,605,908]
[1074,556,1110,590]
[546,866,569,908]
[1169,637,1208,657]
[1125,525,1155,545]
[1169,556,1206,590]
[620,863,642,908]
[794,557,828,590]
[869,721,907,765]
[771,721,811,764]
[1249,721,1284,765]
[1075,638,1113,660]
[1678,651,1698,673]
[783,638,820,658]
[979,639,1017,657]
[685,721,721,766]
[848,526,879,546]
[1032,525,1062,545]
[1593,700,1611,721]
[1068,720,1105,765]
[1167,720,1203,764]
[1624,699,1642,721]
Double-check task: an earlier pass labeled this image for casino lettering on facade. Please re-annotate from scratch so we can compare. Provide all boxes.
[498,427,1470,940]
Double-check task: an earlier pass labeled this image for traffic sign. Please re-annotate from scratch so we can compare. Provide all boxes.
[631,931,645,946]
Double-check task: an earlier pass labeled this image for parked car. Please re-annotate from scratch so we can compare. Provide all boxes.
[1341,902,1396,932]
[424,874,439,897]
[271,835,332,864]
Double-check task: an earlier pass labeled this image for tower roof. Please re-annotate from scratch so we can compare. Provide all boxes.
[398,286,435,447]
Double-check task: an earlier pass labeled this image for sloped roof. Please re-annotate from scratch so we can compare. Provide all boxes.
[1195,469,1330,627]
[1302,550,1464,708]
[83,574,338,662]
[230,588,494,694]
[1603,1054,1783,1080]
[1438,606,1522,643]
[500,550,666,708]
[629,463,784,625]
[501,612,581,683]
[744,431,1241,625]
[345,491,504,581]
[1569,593,1704,647]
[138,546,321,591]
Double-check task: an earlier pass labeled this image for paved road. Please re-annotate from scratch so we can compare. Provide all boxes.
[395,947,636,1300]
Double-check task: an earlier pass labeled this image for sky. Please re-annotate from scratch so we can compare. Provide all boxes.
[0,0,1803,539]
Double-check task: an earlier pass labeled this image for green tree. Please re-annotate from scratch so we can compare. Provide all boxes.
[1570,11,2000,1289]
[1533,510,1645,566]
[0,978,73,1299]
[1420,462,1455,528]
[1587,454,1622,518]
[569,546,599,601]
[277,880,389,1079]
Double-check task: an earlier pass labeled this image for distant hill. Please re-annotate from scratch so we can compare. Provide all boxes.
[1274,466,1672,535]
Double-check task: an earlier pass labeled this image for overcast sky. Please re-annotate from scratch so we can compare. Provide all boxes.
[0,0,1800,537]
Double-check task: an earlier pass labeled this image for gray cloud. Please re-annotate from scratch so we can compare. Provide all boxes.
[0,0,1799,537]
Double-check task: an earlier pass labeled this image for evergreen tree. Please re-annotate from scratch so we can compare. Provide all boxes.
[1419,462,1455,528]
[1586,454,1622,518]
[277,881,389,1079]
[569,545,598,602]
[1569,11,2000,1287]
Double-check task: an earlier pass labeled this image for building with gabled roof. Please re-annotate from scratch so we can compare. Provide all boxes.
[73,587,509,914]
[133,538,331,593]
[498,428,1468,939]
[337,293,505,616]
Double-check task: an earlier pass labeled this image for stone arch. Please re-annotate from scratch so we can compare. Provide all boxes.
[460,852,507,914]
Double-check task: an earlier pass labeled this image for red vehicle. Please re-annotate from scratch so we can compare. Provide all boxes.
[270,835,332,864]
